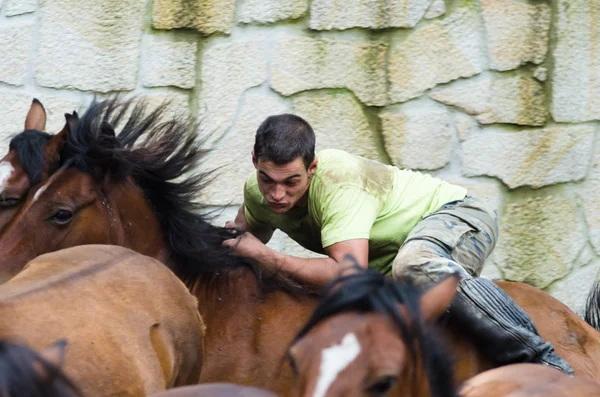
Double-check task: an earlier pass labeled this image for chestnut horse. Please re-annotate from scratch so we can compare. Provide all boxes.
[148,384,278,397]
[459,364,600,397]
[0,97,599,394]
[0,245,204,396]
[0,98,77,231]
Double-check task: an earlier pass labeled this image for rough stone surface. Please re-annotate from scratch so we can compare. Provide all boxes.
[271,37,388,106]
[545,261,599,315]
[551,0,600,122]
[0,90,81,152]
[534,66,547,82]
[462,125,594,189]
[143,35,197,89]
[36,0,145,92]
[388,4,487,103]
[381,101,452,170]
[0,23,34,86]
[238,0,307,24]
[309,0,433,30]
[481,0,551,71]
[197,40,266,139]
[292,90,382,161]
[493,194,585,289]
[580,147,600,256]
[152,0,236,35]
[199,93,288,206]
[455,113,477,141]
[430,74,547,126]
[5,0,36,15]
[424,0,445,19]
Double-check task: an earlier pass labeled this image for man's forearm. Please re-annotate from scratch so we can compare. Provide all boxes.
[257,246,345,290]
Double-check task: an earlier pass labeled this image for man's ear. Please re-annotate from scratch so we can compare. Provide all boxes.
[308,157,318,177]
[252,151,258,169]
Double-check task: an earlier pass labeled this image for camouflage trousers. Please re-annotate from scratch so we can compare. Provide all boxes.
[392,195,499,286]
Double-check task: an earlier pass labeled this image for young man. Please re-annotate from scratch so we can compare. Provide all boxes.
[223,114,573,375]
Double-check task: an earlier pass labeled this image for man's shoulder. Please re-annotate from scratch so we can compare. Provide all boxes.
[243,171,262,203]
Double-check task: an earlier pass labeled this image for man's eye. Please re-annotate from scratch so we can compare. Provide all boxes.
[286,181,297,187]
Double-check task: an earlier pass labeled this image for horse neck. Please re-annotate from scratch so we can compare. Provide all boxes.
[105,178,171,265]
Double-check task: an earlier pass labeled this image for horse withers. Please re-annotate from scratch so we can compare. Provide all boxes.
[0,244,204,396]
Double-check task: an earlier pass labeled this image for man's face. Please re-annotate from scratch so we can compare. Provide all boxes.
[253,155,316,214]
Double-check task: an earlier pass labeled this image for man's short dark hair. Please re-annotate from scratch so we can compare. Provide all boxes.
[254,114,315,169]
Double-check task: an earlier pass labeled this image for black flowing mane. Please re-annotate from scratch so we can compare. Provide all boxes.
[9,130,53,186]
[59,97,305,293]
[291,261,456,397]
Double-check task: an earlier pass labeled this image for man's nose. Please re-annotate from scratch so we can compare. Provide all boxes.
[272,185,285,201]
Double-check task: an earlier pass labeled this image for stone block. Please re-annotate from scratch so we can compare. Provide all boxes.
[238,0,307,24]
[196,40,266,139]
[551,0,600,122]
[430,74,547,126]
[310,0,432,30]
[36,0,145,92]
[481,0,551,71]
[579,147,600,256]
[270,37,387,106]
[424,0,445,19]
[381,101,452,170]
[198,93,289,206]
[152,0,236,35]
[5,0,36,15]
[388,4,487,103]
[0,22,33,86]
[462,125,594,189]
[545,261,600,316]
[142,35,197,89]
[493,194,585,289]
[292,90,382,162]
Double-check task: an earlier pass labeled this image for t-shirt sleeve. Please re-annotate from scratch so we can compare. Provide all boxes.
[319,186,381,248]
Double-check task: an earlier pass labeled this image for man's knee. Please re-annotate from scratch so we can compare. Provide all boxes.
[392,239,448,280]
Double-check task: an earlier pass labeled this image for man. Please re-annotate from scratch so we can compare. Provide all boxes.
[223,113,574,375]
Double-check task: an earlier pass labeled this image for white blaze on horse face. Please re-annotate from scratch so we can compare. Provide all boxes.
[313,332,361,397]
[32,185,47,203]
[0,162,14,194]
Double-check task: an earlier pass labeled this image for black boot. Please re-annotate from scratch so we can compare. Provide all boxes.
[448,277,575,375]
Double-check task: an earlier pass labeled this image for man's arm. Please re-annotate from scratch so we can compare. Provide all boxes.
[226,205,274,244]
[223,232,368,289]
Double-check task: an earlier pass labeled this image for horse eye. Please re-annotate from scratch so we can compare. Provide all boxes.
[0,198,19,208]
[51,209,74,225]
[367,376,397,397]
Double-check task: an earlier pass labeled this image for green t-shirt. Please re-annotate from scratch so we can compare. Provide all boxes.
[243,149,467,274]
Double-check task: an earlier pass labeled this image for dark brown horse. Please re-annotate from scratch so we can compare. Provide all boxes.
[0,98,77,232]
[0,339,82,397]
[0,244,204,396]
[0,97,598,394]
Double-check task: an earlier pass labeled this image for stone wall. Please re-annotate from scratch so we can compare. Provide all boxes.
[0,0,598,314]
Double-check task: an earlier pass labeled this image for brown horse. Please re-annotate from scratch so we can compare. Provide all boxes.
[287,263,600,396]
[0,98,77,232]
[0,339,83,397]
[148,383,278,397]
[459,364,600,397]
[0,244,204,396]
[0,97,598,394]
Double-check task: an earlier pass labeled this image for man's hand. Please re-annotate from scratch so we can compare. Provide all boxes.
[222,232,268,261]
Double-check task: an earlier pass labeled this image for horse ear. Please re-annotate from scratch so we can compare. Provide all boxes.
[419,275,459,323]
[24,98,47,131]
[38,339,67,369]
[42,114,72,171]
[100,120,116,137]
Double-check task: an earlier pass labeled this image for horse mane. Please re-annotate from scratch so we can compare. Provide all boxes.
[291,261,456,397]
[584,275,600,331]
[9,130,53,186]
[58,97,307,295]
[0,340,83,397]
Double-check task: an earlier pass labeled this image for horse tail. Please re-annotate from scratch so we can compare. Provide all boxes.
[584,276,600,331]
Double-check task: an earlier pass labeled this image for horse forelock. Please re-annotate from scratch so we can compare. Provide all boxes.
[291,264,457,397]
[56,96,308,296]
[9,129,53,186]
